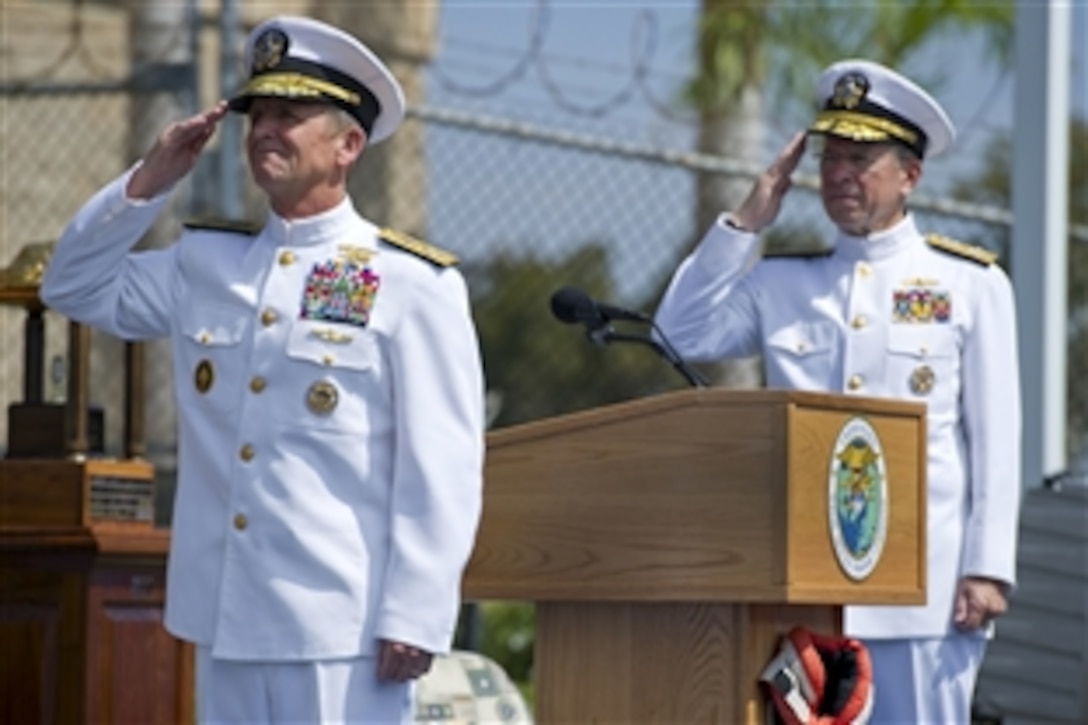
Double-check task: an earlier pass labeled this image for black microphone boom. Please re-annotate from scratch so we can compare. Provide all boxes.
[548,286,707,388]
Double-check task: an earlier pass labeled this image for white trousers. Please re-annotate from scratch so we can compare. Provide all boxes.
[196,647,414,724]
[864,636,987,724]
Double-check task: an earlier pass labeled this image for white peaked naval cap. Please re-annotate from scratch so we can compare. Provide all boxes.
[228,15,406,145]
[810,58,955,159]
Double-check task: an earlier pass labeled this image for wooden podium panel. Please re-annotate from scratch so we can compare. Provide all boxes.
[466,389,925,604]
[785,401,926,603]
[535,601,839,723]
[464,388,927,723]
[0,461,193,725]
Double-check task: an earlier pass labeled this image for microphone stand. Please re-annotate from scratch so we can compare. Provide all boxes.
[588,325,708,388]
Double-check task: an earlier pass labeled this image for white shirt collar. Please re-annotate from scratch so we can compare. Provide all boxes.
[261,196,375,248]
[833,214,921,262]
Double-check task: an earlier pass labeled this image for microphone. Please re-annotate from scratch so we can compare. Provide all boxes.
[548,286,707,388]
[549,286,651,328]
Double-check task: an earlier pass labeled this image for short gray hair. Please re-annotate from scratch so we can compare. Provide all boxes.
[893,143,922,166]
[328,107,362,135]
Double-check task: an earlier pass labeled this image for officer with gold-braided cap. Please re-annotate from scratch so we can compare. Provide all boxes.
[228,15,405,144]
[810,57,955,160]
[42,14,484,723]
[655,58,1020,723]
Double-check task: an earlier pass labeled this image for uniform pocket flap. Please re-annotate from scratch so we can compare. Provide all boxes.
[766,321,837,357]
[286,320,379,371]
[179,305,247,346]
[887,326,957,358]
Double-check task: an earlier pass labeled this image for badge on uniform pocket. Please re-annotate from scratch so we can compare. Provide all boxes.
[306,380,339,415]
[195,359,214,393]
[909,365,935,395]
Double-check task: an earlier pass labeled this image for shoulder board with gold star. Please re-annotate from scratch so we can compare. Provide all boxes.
[378,228,459,268]
[183,218,261,235]
[762,246,833,259]
[925,234,997,266]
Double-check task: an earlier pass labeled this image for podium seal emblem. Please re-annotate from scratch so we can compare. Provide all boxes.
[827,417,888,581]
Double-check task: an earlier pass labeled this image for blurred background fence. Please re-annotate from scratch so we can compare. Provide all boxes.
[3,1,1082,459]
[0,82,1019,442]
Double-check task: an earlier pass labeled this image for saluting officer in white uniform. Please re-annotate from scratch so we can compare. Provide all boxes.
[41,15,485,723]
[655,59,1021,723]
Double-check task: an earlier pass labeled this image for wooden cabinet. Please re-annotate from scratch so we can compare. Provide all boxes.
[0,463,194,725]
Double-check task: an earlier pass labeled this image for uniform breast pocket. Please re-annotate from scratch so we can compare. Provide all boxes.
[285,320,381,371]
[886,326,960,407]
[178,304,249,413]
[764,321,838,389]
[284,320,386,429]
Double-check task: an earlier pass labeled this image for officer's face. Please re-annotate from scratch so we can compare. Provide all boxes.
[817,137,920,236]
[245,97,364,206]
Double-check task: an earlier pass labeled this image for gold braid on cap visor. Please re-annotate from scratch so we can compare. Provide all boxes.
[239,72,361,107]
[811,109,919,146]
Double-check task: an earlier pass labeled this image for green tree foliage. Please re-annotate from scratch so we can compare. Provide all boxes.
[458,602,536,704]
[466,244,686,430]
[951,119,1088,455]
[689,0,1013,119]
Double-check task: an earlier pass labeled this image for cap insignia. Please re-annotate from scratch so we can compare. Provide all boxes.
[831,71,870,110]
[379,228,459,268]
[925,234,998,266]
[252,28,289,73]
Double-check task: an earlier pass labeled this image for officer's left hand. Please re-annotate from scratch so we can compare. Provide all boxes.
[953,576,1009,631]
[377,639,434,682]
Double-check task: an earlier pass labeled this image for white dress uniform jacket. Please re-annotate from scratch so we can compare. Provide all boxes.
[655,214,1021,639]
[40,167,485,660]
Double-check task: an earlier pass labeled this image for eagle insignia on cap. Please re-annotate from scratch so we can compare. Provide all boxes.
[252,28,289,72]
[831,71,870,110]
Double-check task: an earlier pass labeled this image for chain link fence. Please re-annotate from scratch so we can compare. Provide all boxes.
[0,91,1018,443]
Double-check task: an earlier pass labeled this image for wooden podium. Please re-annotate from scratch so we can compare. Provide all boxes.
[464,388,926,723]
